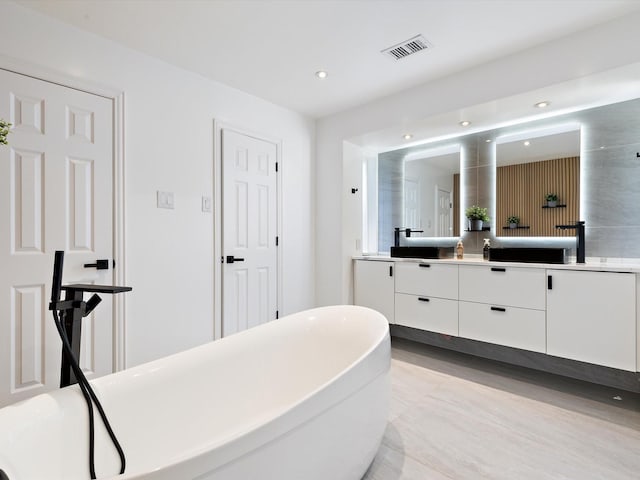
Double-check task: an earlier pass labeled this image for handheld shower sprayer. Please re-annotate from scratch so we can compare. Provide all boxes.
[51,250,64,307]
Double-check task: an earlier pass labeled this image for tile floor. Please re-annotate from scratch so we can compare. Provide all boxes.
[362,338,640,480]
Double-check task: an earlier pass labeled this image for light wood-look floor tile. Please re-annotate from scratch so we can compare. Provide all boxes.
[363,338,640,480]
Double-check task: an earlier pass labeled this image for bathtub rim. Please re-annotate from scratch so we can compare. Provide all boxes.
[105,305,391,478]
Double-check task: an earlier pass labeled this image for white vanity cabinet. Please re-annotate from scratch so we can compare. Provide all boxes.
[394,262,458,335]
[546,269,636,371]
[458,265,546,352]
[353,257,639,383]
[353,260,395,324]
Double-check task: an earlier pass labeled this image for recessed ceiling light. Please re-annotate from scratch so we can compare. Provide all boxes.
[485,139,492,143]
[403,134,413,140]
[315,70,328,79]
[459,120,471,127]
[524,141,531,146]
[534,101,550,108]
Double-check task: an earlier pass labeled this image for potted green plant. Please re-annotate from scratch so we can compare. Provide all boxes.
[465,205,489,231]
[545,193,558,207]
[507,215,520,229]
[0,119,11,145]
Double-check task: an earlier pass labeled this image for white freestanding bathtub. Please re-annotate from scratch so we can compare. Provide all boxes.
[0,305,390,480]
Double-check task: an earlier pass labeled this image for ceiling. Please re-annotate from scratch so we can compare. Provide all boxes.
[15,0,640,119]
[496,130,580,167]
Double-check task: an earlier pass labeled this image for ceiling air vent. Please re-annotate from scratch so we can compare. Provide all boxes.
[382,35,432,60]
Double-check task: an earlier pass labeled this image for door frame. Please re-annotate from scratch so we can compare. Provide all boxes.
[213,120,282,339]
[0,55,127,371]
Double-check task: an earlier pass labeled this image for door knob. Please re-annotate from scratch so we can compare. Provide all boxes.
[84,259,110,270]
[226,256,245,264]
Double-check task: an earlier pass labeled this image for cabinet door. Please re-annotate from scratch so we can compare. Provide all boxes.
[395,293,458,335]
[547,269,636,371]
[353,260,395,323]
[395,262,458,299]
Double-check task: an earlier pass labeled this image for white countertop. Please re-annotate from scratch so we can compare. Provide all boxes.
[353,254,640,273]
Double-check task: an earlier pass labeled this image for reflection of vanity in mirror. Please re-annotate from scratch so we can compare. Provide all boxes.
[496,125,580,237]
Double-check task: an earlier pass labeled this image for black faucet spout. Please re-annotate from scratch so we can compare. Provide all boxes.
[555,221,585,263]
[394,227,424,247]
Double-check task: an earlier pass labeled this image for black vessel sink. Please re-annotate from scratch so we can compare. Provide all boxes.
[489,247,570,264]
[390,246,455,259]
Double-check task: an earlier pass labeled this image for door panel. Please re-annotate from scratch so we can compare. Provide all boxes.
[0,69,114,406]
[222,129,278,336]
[437,188,451,236]
[404,178,419,230]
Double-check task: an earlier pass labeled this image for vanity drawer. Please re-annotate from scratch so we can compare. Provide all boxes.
[458,265,545,310]
[395,293,458,335]
[395,262,458,299]
[459,301,545,353]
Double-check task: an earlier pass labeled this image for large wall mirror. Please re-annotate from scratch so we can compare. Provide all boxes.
[371,97,640,257]
[496,125,580,237]
[403,146,460,238]
[377,143,460,252]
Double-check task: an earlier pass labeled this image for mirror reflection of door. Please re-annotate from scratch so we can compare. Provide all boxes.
[436,187,452,236]
[404,178,420,230]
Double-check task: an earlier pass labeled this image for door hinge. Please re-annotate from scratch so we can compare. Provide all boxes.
[276,310,279,319]
[275,162,278,172]
[276,236,279,246]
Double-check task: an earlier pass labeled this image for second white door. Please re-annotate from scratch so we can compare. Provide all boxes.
[221,129,278,336]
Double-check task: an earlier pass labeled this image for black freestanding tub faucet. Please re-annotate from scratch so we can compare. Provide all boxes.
[556,220,586,263]
[48,251,131,479]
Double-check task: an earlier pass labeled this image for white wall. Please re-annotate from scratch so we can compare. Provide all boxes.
[0,2,315,366]
[315,11,640,306]
[342,141,365,304]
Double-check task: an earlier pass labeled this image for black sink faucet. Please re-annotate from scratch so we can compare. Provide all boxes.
[394,227,424,247]
[556,220,585,263]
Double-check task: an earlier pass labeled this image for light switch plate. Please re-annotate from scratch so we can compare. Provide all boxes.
[157,191,175,209]
[202,196,212,213]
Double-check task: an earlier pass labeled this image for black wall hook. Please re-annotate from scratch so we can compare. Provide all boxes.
[351,187,359,194]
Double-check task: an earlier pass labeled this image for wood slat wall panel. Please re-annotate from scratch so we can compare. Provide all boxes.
[497,157,579,237]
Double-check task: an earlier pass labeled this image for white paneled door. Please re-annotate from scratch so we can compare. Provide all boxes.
[222,129,278,336]
[437,188,451,236]
[0,69,114,406]
[404,178,420,230]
